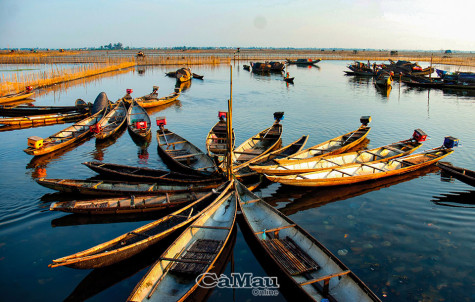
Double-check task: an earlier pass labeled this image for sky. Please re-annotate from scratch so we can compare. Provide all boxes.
[0,0,474,51]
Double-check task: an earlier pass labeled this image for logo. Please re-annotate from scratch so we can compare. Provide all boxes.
[196,273,280,296]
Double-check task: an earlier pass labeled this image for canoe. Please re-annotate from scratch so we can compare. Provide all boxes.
[176,67,192,83]
[284,77,295,83]
[266,143,455,187]
[127,99,151,139]
[0,90,34,104]
[286,58,321,65]
[49,182,233,269]
[156,127,219,177]
[0,99,90,117]
[135,91,180,109]
[82,161,225,184]
[437,162,475,187]
[127,180,236,301]
[0,111,89,126]
[23,108,105,156]
[250,132,424,175]
[205,113,235,163]
[228,112,284,168]
[192,73,204,79]
[236,180,381,302]
[94,100,127,140]
[275,116,371,164]
[49,191,208,215]
[235,135,309,179]
[375,72,392,88]
[36,178,221,196]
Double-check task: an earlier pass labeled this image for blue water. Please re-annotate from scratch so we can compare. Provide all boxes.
[0,61,474,301]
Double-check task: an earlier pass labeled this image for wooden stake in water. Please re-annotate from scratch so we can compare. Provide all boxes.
[227,65,234,181]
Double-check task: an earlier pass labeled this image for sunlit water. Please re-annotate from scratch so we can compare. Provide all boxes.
[0,61,474,301]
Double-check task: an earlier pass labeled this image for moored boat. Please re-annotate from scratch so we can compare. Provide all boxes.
[205,111,235,164]
[49,182,233,269]
[0,86,34,104]
[266,137,458,187]
[127,99,151,139]
[127,181,236,301]
[250,130,426,175]
[156,117,219,177]
[275,116,371,164]
[236,180,381,302]
[0,99,90,117]
[133,88,180,109]
[36,178,221,196]
[0,111,89,126]
[93,100,127,140]
[176,67,192,83]
[286,58,321,65]
[437,162,475,187]
[284,77,295,83]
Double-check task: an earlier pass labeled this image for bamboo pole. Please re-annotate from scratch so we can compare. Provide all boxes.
[227,65,234,181]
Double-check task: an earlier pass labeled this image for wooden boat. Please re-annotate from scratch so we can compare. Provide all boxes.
[284,77,295,83]
[251,62,272,73]
[23,109,105,156]
[156,120,219,177]
[236,180,381,302]
[205,112,235,163]
[176,67,192,83]
[0,99,90,117]
[266,139,457,187]
[286,58,321,65]
[235,135,308,179]
[127,99,151,139]
[36,178,221,196]
[228,112,284,169]
[135,91,180,109]
[49,182,233,269]
[0,111,89,126]
[49,191,208,215]
[374,70,393,88]
[437,162,475,187]
[93,100,127,140]
[0,88,34,104]
[243,65,250,71]
[192,73,204,79]
[127,181,236,301]
[251,131,425,175]
[82,161,225,184]
[275,116,371,164]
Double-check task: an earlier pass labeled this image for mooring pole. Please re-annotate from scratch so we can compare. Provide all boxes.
[227,65,234,181]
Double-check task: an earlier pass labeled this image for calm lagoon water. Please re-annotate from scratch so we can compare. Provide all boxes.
[0,61,474,301]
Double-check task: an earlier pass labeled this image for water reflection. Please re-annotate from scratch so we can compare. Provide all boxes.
[176,80,191,93]
[375,84,392,99]
[431,190,475,208]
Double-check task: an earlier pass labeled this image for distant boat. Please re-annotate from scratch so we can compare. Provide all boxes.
[286,58,321,65]
[0,87,34,104]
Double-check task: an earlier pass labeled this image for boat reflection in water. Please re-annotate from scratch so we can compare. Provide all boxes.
[266,165,440,216]
[91,125,127,161]
[431,190,475,208]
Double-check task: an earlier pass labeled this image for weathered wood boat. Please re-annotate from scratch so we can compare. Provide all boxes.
[176,67,192,83]
[286,58,321,65]
[205,112,235,163]
[236,180,381,302]
[156,118,219,177]
[49,191,208,215]
[227,112,284,169]
[374,70,393,88]
[127,180,236,302]
[0,111,89,126]
[93,100,127,140]
[192,73,204,79]
[437,162,475,187]
[251,62,272,73]
[49,182,233,269]
[82,161,225,184]
[36,178,221,196]
[251,130,425,175]
[23,92,109,156]
[269,61,285,71]
[266,137,457,187]
[136,90,180,109]
[235,135,309,179]
[275,116,371,164]
[127,99,151,139]
[0,87,34,104]
[0,99,90,117]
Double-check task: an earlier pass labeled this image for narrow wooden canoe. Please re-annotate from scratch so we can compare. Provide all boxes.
[157,128,219,176]
[49,191,208,215]
[23,109,105,156]
[49,182,233,269]
[286,58,321,65]
[0,111,89,126]
[266,145,454,187]
[36,178,221,196]
[135,91,180,109]
[82,161,225,184]
[176,67,192,83]
[127,181,236,302]
[127,99,151,139]
[205,115,235,163]
[192,73,204,79]
[235,135,309,178]
[275,118,371,164]
[438,162,475,187]
[0,100,90,117]
[0,90,34,104]
[228,114,284,169]
[94,100,127,140]
[251,135,423,175]
[237,180,381,302]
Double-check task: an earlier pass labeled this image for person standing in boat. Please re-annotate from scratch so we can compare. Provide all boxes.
[285,72,290,79]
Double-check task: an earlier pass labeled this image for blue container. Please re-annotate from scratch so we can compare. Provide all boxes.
[443,136,459,149]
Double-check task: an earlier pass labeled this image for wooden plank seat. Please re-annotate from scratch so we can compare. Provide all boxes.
[169,239,224,275]
[383,146,405,154]
[159,140,187,146]
[261,236,319,276]
[173,153,203,159]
